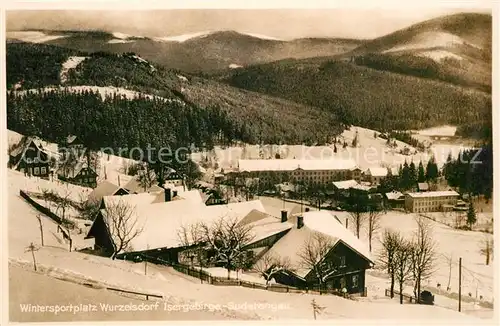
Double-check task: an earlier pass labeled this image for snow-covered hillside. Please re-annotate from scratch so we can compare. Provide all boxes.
[384,31,480,53]
[60,56,88,84]
[12,86,183,104]
[6,31,68,43]
[192,126,473,172]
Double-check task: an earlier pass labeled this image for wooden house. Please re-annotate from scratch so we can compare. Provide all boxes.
[8,136,51,179]
[58,161,98,188]
[255,211,373,295]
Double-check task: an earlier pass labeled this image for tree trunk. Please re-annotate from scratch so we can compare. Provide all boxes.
[417,277,421,303]
[399,281,403,304]
[390,268,395,298]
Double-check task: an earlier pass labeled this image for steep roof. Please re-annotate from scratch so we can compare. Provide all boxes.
[332,179,360,190]
[238,159,357,172]
[385,191,404,200]
[258,210,373,278]
[87,180,129,203]
[10,136,57,170]
[366,167,389,177]
[95,199,267,253]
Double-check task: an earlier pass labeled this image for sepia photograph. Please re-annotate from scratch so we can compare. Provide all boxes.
[2,2,496,324]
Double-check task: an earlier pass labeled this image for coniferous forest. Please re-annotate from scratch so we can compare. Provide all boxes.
[6,89,250,155]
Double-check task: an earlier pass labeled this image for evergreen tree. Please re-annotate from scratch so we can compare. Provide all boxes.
[426,155,439,182]
[400,161,410,190]
[417,161,426,183]
[466,202,477,230]
[408,161,417,190]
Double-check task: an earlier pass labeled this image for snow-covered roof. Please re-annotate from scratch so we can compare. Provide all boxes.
[9,136,59,169]
[98,199,267,253]
[332,179,359,190]
[238,159,357,172]
[418,182,430,190]
[102,192,158,209]
[238,209,293,245]
[87,180,129,203]
[259,211,373,278]
[385,191,404,200]
[406,190,459,198]
[366,167,388,177]
[57,159,96,179]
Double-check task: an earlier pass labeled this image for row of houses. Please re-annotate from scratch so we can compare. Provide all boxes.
[84,187,374,295]
[223,159,405,188]
[8,135,186,190]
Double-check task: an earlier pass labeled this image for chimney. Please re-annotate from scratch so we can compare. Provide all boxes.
[164,187,172,202]
[297,215,304,229]
[281,210,288,223]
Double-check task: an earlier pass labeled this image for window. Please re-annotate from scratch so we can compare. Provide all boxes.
[82,170,86,176]
[340,256,346,267]
[352,275,359,288]
[33,167,40,175]
[41,167,46,175]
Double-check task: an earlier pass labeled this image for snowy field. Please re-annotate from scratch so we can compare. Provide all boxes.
[60,56,88,83]
[192,125,473,172]
[13,86,183,104]
[6,31,68,43]
[383,31,480,53]
[8,171,489,321]
[332,210,495,308]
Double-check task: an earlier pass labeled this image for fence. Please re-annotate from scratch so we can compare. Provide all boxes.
[385,288,417,303]
[107,286,163,301]
[20,190,63,224]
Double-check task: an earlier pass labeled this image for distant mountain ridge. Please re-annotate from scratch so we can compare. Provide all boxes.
[6,29,364,73]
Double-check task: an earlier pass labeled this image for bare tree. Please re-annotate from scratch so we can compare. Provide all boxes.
[177,221,207,269]
[367,209,382,252]
[104,200,143,260]
[197,215,255,279]
[78,194,101,221]
[54,188,73,226]
[443,253,453,292]
[394,239,414,304]
[25,242,40,271]
[409,216,437,302]
[253,254,295,285]
[348,210,367,239]
[378,229,403,298]
[36,214,44,246]
[479,235,494,266]
[40,188,53,212]
[138,166,156,192]
[298,233,336,291]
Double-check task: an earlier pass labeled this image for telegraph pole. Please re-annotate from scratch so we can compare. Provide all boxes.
[458,257,462,312]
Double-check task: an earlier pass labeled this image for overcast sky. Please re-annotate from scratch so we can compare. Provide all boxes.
[6,8,491,39]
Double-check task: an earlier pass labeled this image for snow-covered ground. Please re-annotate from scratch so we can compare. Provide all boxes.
[154,31,214,43]
[8,171,487,321]
[191,126,473,172]
[384,31,480,53]
[331,210,495,308]
[60,56,88,84]
[417,50,463,63]
[415,125,458,137]
[6,31,68,43]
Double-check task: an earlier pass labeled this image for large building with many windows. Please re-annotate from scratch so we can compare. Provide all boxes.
[404,191,460,213]
[229,159,360,186]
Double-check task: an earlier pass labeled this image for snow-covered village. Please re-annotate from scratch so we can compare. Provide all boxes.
[3,6,496,324]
